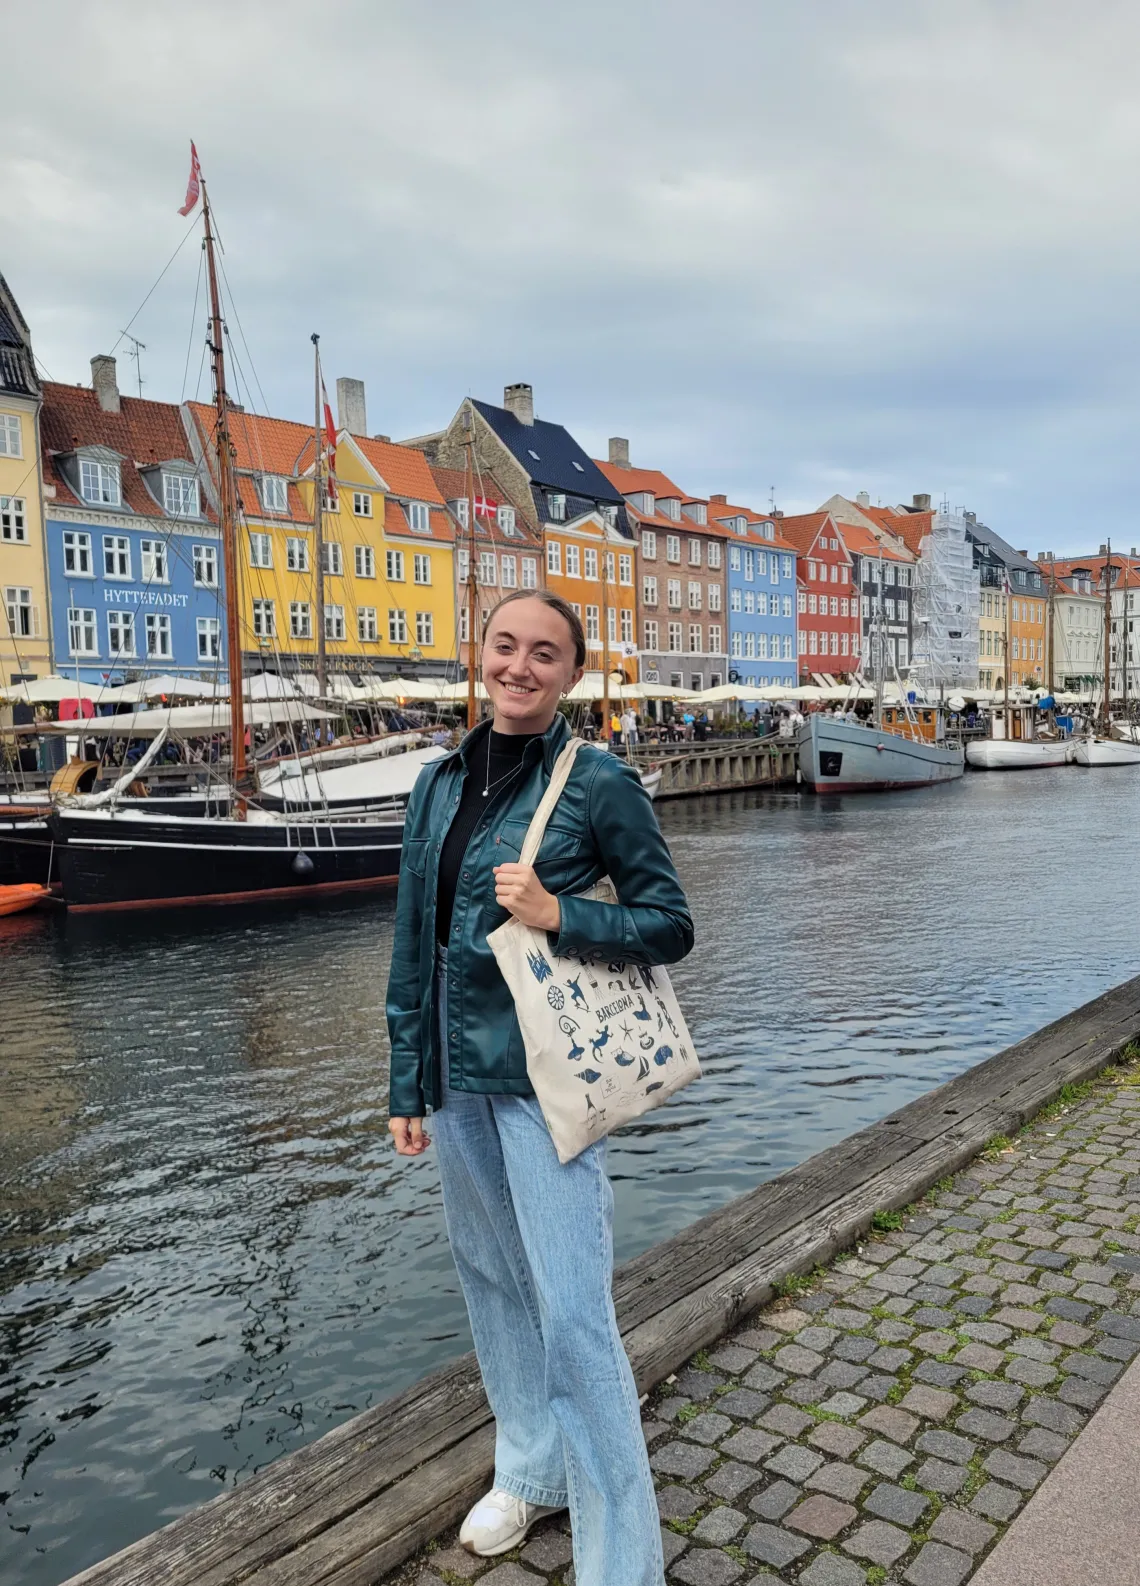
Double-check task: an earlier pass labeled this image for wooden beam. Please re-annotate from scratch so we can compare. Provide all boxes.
[60,975,1140,1586]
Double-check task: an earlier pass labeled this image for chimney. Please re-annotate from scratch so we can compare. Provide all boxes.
[963,510,976,523]
[608,437,630,468]
[856,490,870,507]
[912,492,931,511]
[709,493,727,504]
[772,508,785,518]
[503,382,534,426]
[1099,543,1108,555]
[336,377,367,437]
[1016,549,1027,557]
[1037,550,1048,561]
[91,354,120,414]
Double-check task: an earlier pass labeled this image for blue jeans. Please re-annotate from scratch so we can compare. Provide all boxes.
[432,953,663,1586]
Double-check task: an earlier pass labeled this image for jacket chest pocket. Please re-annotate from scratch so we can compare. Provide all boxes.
[495,819,585,890]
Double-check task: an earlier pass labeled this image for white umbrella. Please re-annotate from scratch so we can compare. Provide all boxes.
[1,674,108,704]
[99,674,226,704]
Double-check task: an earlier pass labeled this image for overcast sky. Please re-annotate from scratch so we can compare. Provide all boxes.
[5,0,1138,551]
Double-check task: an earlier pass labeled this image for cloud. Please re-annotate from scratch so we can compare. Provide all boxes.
[4,0,1137,548]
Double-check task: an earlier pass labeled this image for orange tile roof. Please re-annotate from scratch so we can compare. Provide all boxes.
[773,512,840,556]
[186,400,313,478]
[41,383,215,521]
[835,519,914,562]
[429,465,540,548]
[594,460,687,501]
[354,436,446,504]
[383,497,455,545]
[884,510,933,556]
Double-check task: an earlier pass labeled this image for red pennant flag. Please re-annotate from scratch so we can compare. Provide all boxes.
[178,142,202,216]
[321,380,337,477]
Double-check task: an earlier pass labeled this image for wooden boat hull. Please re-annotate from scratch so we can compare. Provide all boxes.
[796,714,964,792]
[965,740,1070,770]
[1070,737,1140,767]
[49,809,405,912]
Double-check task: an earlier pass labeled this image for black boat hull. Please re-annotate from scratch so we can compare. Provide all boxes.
[49,811,405,911]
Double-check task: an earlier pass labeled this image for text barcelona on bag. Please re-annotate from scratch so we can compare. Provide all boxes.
[488,739,699,1163]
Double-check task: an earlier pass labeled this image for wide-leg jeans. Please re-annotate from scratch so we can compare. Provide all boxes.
[432,962,664,1586]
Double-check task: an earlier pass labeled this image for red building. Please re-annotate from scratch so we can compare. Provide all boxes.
[777,511,860,679]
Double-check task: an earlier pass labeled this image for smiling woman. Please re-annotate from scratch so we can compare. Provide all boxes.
[384,589,693,1583]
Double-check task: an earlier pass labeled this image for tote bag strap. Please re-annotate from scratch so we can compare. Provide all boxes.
[518,736,585,867]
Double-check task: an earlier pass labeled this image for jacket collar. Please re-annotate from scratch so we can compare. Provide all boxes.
[451,711,571,774]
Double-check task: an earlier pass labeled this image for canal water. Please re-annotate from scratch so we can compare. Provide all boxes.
[3,768,1139,1583]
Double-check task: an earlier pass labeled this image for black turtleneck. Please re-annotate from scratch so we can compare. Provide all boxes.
[435,728,543,943]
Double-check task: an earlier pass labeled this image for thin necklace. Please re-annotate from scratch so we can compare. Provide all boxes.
[482,736,524,799]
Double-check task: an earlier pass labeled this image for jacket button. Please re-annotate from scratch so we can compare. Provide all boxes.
[462,870,470,880]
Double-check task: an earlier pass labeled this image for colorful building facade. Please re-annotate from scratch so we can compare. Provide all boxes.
[1,275,52,682]
[778,511,860,678]
[705,496,797,687]
[40,366,223,684]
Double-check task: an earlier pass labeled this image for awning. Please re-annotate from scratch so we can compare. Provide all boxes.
[39,701,336,736]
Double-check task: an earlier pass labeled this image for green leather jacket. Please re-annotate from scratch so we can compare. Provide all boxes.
[386,714,694,1117]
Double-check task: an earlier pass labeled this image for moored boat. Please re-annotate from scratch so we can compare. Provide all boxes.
[965,738,1069,769]
[797,710,964,792]
[0,882,51,916]
[1069,736,1140,767]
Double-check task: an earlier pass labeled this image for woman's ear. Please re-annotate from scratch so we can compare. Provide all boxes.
[568,665,585,690]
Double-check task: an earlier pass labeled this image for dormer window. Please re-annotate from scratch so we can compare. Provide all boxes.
[683,501,708,526]
[659,498,681,521]
[80,458,121,507]
[259,475,288,513]
[163,472,200,518]
[633,491,656,516]
[408,501,431,533]
[497,504,517,535]
[548,492,566,522]
[762,521,775,541]
[455,497,469,528]
[600,504,617,529]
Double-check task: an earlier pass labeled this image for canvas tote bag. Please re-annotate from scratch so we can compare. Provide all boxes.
[487,737,700,1163]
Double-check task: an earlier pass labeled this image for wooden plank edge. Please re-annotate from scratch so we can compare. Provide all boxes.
[57,1007,1140,1586]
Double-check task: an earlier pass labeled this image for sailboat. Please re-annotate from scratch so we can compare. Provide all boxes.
[966,573,1069,768]
[796,555,964,791]
[49,163,412,911]
[1070,544,1140,767]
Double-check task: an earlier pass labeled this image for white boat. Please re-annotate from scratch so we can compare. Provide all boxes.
[639,766,662,800]
[1069,736,1140,767]
[965,739,1069,770]
[1110,722,1140,743]
[258,745,446,809]
[796,712,964,792]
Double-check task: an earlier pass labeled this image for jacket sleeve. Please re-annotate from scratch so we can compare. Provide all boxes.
[552,755,694,965]
[386,773,431,1117]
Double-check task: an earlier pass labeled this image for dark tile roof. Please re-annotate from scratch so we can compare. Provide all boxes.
[0,276,39,399]
[963,518,1038,574]
[472,398,623,504]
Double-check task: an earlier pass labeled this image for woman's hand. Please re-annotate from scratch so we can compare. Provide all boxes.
[493,862,561,932]
[389,1117,430,1156]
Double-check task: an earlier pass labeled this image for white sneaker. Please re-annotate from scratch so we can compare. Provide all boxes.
[458,1487,562,1556]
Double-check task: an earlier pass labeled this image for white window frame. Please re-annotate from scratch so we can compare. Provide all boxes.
[619,553,632,586]
[585,604,600,643]
[479,550,497,585]
[324,603,346,642]
[163,472,200,518]
[140,539,168,584]
[707,541,722,570]
[106,609,135,656]
[521,557,537,589]
[497,504,516,535]
[620,607,632,643]
[666,534,681,563]
[290,601,312,639]
[688,622,702,654]
[252,598,276,637]
[643,574,658,605]
[729,545,741,571]
[68,605,97,656]
[358,605,378,642]
[0,413,22,457]
[193,543,218,587]
[415,610,434,646]
[384,547,405,582]
[81,458,121,506]
[667,578,682,609]
[102,534,131,579]
[413,553,431,585]
[565,544,581,578]
[287,537,310,573]
[259,475,288,513]
[64,530,92,576]
[708,623,721,653]
[388,607,408,644]
[355,544,376,579]
[644,618,659,651]
[667,621,683,653]
[1,496,27,543]
[641,529,657,560]
[353,491,372,518]
[500,554,517,589]
[249,532,273,569]
[688,538,702,567]
[687,580,702,610]
[324,541,343,576]
[408,501,431,534]
[547,492,566,522]
[196,616,221,660]
[145,611,172,658]
[546,540,561,575]
[584,547,598,580]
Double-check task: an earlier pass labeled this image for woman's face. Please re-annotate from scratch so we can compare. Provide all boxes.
[482,599,584,733]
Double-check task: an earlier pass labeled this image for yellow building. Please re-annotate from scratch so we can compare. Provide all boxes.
[183,402,455,675]
[977,582,1006,690]
[1,275,52,681]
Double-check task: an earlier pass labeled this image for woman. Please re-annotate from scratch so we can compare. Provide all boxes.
[387,590,693,1586]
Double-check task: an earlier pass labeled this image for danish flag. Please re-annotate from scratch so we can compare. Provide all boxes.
[474,495,498,518]
[177,142,202,216]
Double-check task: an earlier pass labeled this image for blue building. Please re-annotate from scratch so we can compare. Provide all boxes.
[708,498,798,687]
[40,362,223,684]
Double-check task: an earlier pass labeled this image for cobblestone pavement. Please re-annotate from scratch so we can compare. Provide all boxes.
[406,1057,1140,1586]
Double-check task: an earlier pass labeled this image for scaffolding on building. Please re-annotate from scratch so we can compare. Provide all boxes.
[908,511,980,691]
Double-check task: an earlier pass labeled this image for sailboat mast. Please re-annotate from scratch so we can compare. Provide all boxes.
[201,184,246,793]
[463,408,479,731]
[1002,572,1011,726]
[873,551,884,729]
[311,334,327,698]
[1046,554,1056,697]
[1104,541,1113,731]
[601,524,611,743]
